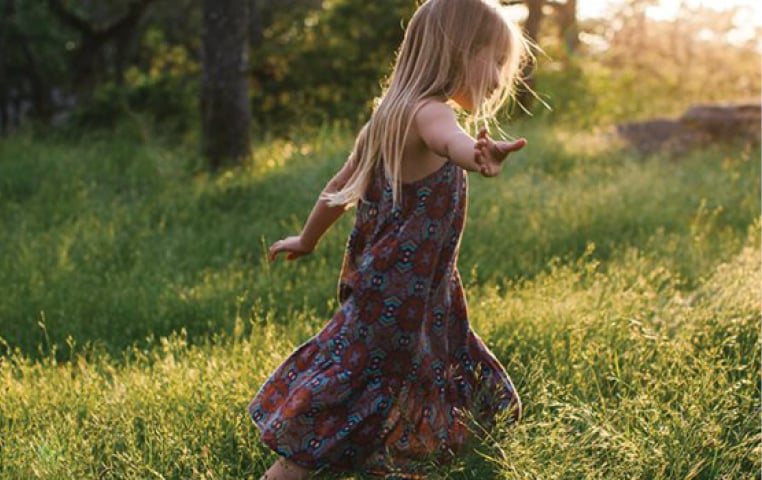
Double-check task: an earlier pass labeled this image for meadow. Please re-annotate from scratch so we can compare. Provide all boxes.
[0,116,759,478]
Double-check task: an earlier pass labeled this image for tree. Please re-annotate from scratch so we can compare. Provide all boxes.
[1,0,58,127]
[46,0,156,89]
[502,0,545,114]
[201,0,251,170]
[502,0,579,114]
[549,0,579,57]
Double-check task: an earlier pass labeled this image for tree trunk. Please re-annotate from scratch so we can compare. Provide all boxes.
[4,0,53,123]
[0,0,11,133]
[555,0,579,57]
[201,0,252,170]
[516,0,544,114]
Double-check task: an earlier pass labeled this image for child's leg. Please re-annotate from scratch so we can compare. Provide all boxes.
[260,457,311,480]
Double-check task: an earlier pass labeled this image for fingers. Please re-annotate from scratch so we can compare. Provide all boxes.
[474,130,526,178]
[474,130,490,165]
[479,134,527,155]
[268,241,282,262]
[270,247,296,262]
[477,130,501,156]
[268,237,308,262]
[497,138,527,154]
[475,137,493,174]
[476,128,489,150]
[480,164,498,177]
[268,239,293,262]
[474,143,484,165]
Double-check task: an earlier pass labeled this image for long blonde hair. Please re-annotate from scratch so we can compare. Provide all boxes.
[323,0,528,208]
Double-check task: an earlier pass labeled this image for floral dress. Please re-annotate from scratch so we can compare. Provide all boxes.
[248,160,521,476]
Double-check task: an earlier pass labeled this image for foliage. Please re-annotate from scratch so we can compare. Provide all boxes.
[68,27,199,131]
[250,0,418,130]
[4,0,759,135]
[0,0,71,122]
[70,76,197,132]
[529,3,761,126]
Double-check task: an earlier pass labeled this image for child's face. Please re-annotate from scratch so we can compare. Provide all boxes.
[451,46,505,112]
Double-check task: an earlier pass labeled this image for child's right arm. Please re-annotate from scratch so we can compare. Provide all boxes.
[268,156,356,262]
[415,101,525,176]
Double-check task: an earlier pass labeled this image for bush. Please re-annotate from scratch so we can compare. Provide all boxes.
[71,76,197,134]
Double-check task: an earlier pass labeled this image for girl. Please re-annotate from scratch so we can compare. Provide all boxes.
[249,0,529,478]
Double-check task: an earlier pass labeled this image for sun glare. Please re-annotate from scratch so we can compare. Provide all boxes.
[578,0,761,21]
[576,0,762,47]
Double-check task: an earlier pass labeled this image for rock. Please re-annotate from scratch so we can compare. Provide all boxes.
[615,119,710,155]
[616,103,760,155]
[680,103,760,142]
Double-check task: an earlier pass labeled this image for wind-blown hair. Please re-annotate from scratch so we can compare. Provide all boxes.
[323,0,528,208]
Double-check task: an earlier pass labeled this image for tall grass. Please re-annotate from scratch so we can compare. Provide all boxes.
[0,122,757,359]
[0,119,759,478]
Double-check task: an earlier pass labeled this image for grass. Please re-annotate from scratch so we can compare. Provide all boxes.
[0,118,759,478]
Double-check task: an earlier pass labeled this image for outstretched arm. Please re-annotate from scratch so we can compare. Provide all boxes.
[416,102,526,176]
[268,156,356,262]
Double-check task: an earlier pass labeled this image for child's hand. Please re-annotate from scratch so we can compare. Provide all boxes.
[268,235,314,262]
[474,128,527,177]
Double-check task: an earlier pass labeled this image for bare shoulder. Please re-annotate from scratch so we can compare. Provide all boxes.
[405,99,450,147]
[415,98,456,126]
[413,98,463,155]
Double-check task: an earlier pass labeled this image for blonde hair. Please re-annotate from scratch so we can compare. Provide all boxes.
[324,0,528,208]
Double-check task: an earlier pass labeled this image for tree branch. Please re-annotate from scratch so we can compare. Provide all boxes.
[45,0,94,36]
[94,0,155,42]
[45,0,155,40]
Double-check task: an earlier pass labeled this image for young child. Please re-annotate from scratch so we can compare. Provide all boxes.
[249,0,529,478]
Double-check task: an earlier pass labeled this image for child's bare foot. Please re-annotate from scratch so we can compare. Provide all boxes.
[260,457,311,480]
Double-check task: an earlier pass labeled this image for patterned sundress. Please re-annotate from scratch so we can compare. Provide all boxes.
[248,160,521,477]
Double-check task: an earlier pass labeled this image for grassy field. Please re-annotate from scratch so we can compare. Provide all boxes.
[0,119,759,478]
